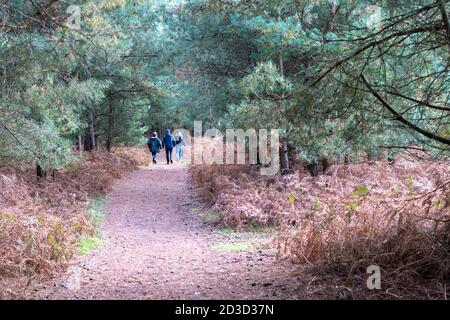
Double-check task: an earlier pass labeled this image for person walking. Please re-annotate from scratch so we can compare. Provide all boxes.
[147,132,162,164]
[162,129,176,164]
[175,132,185,162]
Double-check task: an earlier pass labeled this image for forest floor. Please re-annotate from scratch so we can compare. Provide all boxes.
[31,163,308,300]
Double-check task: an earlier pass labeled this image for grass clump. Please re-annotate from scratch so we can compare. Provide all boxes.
[77,235,102,255]
[212,241,254,253]
[352,184,369,197]
[88,196,106,225]
[77,197,106,255]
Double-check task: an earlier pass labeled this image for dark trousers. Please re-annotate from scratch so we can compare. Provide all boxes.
[165,148,173,163]
[151,151,157,161]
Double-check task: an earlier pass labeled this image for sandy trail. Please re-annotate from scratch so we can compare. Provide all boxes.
[36,164,303,299]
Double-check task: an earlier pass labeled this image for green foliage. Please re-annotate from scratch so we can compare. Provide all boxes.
[77,235,102,255]
[1,0,448,172]
[312,195,321,211]
[352,185,370,197]
[0,0,172,169]
[173,0,450,164]
[77,196,106,255]
[88,196,106,225]
[212,241,254,253]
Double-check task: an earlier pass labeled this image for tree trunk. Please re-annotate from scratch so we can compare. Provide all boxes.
[278,55,290,173]
[306,161,319,177]
[322,157,331,174]
[88,109,96,150]
[387,156,396,165]
[344,154,351,165]
[280,141,289,172]
[36,164,46,179]
[78,134,82,156]
[279,55,284,75]
[439,0,450,42]
[106,91,113,153]
[84,109,96,151]
[83,133,93,151]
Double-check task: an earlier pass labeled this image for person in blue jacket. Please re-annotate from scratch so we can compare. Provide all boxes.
[147,132,162,164]
[162,129,176,164]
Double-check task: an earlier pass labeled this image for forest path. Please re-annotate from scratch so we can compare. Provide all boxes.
[35,164,303,299]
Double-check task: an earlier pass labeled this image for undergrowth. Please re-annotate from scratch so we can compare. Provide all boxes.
[189,156,450,299]
[0,146,148,298]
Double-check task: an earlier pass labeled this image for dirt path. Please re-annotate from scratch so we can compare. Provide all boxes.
[35,164,304,300]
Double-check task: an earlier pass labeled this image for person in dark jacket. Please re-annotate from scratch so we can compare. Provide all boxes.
[162,129,176,164]
[147,132,162,164]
